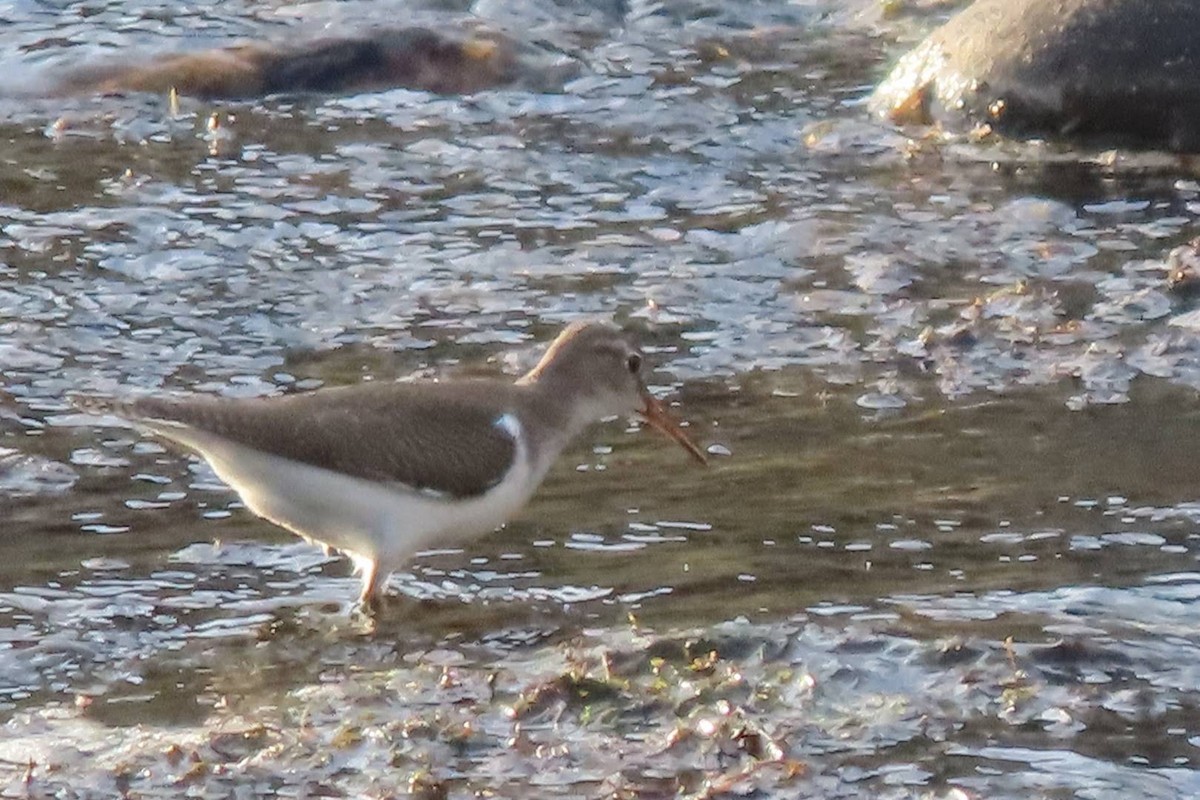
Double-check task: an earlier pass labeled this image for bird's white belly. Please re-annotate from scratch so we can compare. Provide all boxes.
[154,426,539,571]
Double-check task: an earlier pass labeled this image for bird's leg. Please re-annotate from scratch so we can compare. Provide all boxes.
[354,559,392,616]
[355,559,381,615]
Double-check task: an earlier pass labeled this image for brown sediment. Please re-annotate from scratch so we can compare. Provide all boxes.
[55,27,518,99]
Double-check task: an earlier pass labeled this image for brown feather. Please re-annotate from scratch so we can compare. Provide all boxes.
[125,381,522,499]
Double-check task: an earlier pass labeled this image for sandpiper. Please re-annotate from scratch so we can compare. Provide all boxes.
[78,321,706,611]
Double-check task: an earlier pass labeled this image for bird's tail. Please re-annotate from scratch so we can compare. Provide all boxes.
[66,392,145,424]
[68,392,115,415]
[69,392,201,432]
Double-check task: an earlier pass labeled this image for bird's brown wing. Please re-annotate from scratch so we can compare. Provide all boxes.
[111,382,521,499]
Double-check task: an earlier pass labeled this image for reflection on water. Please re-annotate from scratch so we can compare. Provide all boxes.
[3,0,1200,795]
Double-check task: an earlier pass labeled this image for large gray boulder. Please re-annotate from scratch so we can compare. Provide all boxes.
[870,0,1200,151]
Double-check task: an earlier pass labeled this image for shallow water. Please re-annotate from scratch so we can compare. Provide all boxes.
[3,0,1200,796]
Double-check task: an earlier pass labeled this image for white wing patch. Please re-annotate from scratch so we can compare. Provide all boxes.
[493,412,523,442]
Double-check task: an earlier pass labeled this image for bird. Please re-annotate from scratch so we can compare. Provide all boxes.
[76,321,707,612]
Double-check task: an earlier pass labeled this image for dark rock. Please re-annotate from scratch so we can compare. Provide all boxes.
[56,27,518,99]
[1028,637,1132,676]
[870,0,1200,152]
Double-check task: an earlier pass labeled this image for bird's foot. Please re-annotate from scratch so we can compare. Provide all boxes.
[352,590,385,617]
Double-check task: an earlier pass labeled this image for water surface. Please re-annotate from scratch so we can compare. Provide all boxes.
[3,0,1200,796]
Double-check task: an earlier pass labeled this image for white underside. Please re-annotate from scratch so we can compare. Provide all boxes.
[146,421,547,587]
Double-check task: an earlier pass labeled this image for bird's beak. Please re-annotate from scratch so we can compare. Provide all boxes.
[639,388,708,465]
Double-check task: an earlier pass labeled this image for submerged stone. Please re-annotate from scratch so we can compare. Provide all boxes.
[870,0,1200,151]
[55,27,518,99]
[0,447,78,498]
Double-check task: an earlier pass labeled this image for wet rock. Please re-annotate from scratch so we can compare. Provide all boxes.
[55,27,518,99]
[1165,237,1200,298]
[1027,637,1133,684]
[927,637,983,667]
[871,0,1200,151]
[0,447,78,498]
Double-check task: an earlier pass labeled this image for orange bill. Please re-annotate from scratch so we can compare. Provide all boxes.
[639,390,708,465]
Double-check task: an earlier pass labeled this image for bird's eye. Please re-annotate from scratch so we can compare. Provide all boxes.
[626,353,642,374]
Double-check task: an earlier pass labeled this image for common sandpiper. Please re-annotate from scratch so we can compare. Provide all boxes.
[78,321,706,611]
